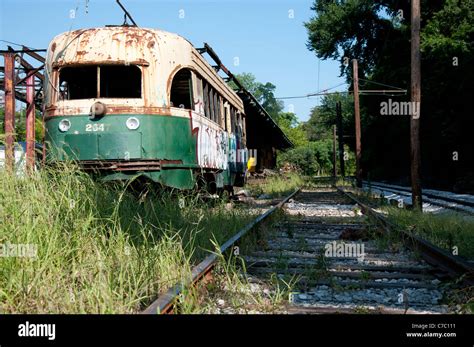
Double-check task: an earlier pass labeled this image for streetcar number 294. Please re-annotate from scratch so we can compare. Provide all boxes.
[85,124,105,132]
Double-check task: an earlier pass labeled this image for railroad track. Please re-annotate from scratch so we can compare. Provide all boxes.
[362,181,474,214]
[144,186,473,314]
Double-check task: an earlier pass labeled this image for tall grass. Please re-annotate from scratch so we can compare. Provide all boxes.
[383,207,474,260]
[0,164,252,313]
[246,173,303,198]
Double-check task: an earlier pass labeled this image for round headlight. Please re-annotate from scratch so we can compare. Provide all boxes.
[126,117,140,130]
[90,101,107,119]
[58,119,71,132]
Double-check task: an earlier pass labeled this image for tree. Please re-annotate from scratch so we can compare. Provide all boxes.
[231,73,284,121]
[277,112,309,148]
[304,93,354,142]
[278,140,345,176]
[229,73,354,177]
[304,0,412,78]
[305,0,474,191]
[0,107,43,144]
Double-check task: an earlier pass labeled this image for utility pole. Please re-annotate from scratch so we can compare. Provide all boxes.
[336,101,345,177]
[332,125,337,178]
[410,0,422,210]
[352,59,362,187]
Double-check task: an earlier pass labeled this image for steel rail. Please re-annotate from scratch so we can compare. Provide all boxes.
[142,188,301,314]
[364,181,474,209]
[365,184,474,216]
[335,186,474,286]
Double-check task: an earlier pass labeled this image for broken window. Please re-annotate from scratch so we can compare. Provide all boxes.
[170,69,193,109]
[59,66,97,100]
[58,65,141,100]
[100,65,141,98]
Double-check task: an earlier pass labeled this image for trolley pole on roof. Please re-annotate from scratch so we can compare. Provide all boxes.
[410,0,422,210]
[352,59,362,188]
[116,0,138,27]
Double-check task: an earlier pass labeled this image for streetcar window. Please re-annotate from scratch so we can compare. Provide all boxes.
[224,105,229,131]
[194,74,204,113]
[200,78,225,127]
[209,88,215,121]
[213,92,219,124]
[203,81,210,118]
[59,66,97,100]
[230,107,236,133]
[216,95,222,126]
[59,65,141,100]
[236,112,243,135]
[170,69,193,109]
[100,65,141,98]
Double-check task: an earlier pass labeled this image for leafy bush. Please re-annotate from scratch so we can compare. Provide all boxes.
[278,140,334,176]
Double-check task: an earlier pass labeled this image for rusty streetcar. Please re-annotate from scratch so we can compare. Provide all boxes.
[43,26,263,191]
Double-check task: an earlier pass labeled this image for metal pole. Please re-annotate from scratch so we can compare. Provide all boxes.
[26,74,36,173]
[3,53,16,173]
[332,124,337,178]
[410,0,422,210]
[116,0,138,27]
[336,101,345,177]
[352,59,362,187]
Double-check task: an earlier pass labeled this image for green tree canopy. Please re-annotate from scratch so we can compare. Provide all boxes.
[231,73,284,122]
[305,0,474,191]
[304,93,354,142]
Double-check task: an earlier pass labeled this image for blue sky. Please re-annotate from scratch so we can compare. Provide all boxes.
[0,0,348,121]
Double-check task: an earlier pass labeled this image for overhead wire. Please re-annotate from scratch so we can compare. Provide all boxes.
[358,78,405,90]
[0,39,36,50]
[276,82,348,100]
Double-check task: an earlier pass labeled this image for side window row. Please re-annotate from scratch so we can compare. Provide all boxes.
[170,68,245,137]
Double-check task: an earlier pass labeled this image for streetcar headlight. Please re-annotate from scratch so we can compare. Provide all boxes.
[58,119,71,132]
[126,117,140,130]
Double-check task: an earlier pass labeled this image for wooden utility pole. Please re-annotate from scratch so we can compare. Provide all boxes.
[410,0,423,210]
[352,59,362,187]
[332,125,337,178]
[336,101,345,177]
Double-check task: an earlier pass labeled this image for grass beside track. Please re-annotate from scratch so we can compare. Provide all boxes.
[0,164,257,313]
[382,207,474,260]
[246,173,304,198]
[347,187,474,260]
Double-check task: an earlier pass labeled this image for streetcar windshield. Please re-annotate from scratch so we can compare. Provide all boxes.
[58,65,141,100]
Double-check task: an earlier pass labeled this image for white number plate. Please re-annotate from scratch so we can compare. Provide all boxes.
[85,124,105,132]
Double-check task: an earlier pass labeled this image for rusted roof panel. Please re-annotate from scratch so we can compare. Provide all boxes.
[44,27,244,113]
